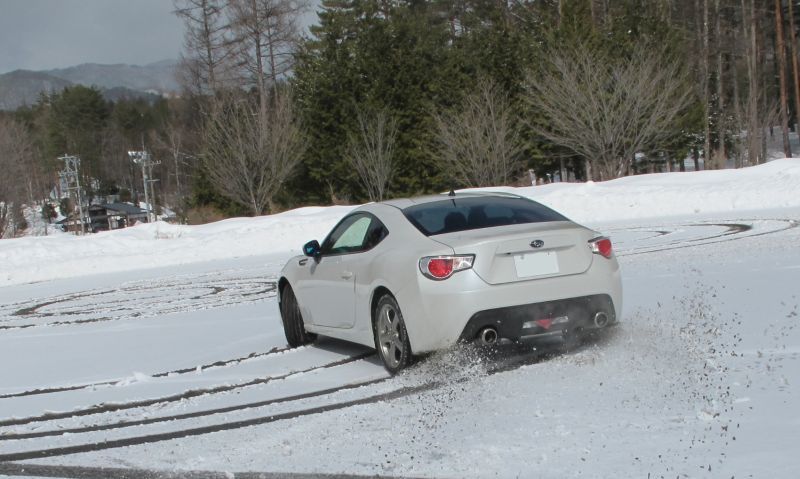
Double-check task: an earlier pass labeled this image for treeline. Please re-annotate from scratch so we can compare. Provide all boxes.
[0,0,794,235]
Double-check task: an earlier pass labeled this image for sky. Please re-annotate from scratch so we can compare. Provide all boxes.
[0,0,185,74]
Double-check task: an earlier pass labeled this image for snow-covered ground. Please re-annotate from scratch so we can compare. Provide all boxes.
[1,160,799,478]
[3,160,800,288]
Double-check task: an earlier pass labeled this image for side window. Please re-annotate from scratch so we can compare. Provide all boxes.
[320,213,389,256]
[321,214,372,255]
[363,219,389,250]
[332,216,371,250]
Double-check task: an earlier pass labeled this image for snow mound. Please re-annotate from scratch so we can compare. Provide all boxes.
[2,161,799,286]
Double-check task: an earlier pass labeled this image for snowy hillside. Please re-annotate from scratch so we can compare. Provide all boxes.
[2,159,799,287]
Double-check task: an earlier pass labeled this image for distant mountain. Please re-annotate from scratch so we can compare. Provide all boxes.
[102,86,164,104]
[0,60,179,111]
[44,60,180,93]
[0,70,72,110]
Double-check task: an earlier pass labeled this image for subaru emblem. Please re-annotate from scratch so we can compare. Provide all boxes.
[530,239,544,248]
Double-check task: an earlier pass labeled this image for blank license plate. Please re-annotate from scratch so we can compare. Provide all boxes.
[514,252,559,277]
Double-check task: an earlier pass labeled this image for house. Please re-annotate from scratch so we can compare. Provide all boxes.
[88,202,148,232]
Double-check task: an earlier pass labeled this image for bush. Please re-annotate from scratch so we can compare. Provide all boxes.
[186,205,226,225]
[42,202,57,223]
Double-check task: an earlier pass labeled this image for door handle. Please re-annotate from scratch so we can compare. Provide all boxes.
[341,271,353,279]
[299,258,308,266]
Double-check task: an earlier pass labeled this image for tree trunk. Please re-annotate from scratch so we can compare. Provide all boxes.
[713,0,726,169]
[250,0,268,116]
[746,0,761,165]
[762,2,769,162]
[585,158,592,182]
[557,0,562,26]
[787,0,800,135]
[266,22,279,89]
[659,0,672,25]
[702,0,711,170]
[775,0,793,157]
[202,0,217,90]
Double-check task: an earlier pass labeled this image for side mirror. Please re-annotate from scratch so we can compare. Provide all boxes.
[303,240,321,257]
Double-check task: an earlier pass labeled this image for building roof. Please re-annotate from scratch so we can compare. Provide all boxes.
[102,202,147,215]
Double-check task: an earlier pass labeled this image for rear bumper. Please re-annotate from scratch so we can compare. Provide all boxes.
[458,294,616,342]
[397,255,622,354]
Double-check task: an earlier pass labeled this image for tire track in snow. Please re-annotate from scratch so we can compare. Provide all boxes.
[0,461,402,479]
[0,351,373,429]
[0,277,277,331]
[613,219,798,256]
[0,345,567,462]
[1,375,388,441]
[0,347,290,400]
[0,380,421,462]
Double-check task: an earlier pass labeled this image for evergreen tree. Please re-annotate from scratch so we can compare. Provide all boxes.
[292,0,458,202]
[46,86,110,193]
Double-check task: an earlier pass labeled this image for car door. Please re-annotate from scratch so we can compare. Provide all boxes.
[297,213,377,329]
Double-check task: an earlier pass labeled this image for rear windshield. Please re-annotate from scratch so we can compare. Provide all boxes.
[403,196,568,236]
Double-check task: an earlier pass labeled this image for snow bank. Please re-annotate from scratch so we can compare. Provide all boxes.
[482,158,800,223]
[2,160,799,286]
[0,205,355,287]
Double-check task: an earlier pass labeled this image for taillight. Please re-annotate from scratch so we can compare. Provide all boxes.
[419,255,475,280]
[589,237,613,259]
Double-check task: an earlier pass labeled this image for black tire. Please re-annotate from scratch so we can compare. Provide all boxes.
[280,285,315,348]
[372,294,412,374]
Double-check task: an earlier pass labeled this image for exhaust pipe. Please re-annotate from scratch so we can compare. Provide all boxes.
[478,327,498,346]
[593,312,609,329]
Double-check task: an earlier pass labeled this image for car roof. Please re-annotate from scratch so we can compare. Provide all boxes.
[380,191,524,210]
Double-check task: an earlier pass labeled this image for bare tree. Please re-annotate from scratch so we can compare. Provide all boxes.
[200,90,304,215]
[787,0,800,139]
[152,118,193,213]
[345,107,398,202]
[711,0,727,169]
[226,0,307,109]
[0,118,38,237]
[434,78,523,187]
[173,0,233,95]
[526,42,694,180]
[735,0,771,166]
[732,95,778,167]
[702,0,711,170]
[774,0,792,157]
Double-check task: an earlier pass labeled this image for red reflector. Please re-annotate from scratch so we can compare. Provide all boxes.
[536,319,553,329]
[426,258,454,278]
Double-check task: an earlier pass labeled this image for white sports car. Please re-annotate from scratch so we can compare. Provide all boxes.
[278,192,622,373]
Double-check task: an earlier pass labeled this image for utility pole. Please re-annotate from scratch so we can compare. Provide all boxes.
[147,157,159,220]
[128,150,161,223]
[58,155,86,235]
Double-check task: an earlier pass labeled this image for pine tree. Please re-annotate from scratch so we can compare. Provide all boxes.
[292,0,458,202]
[46,86,110,192]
